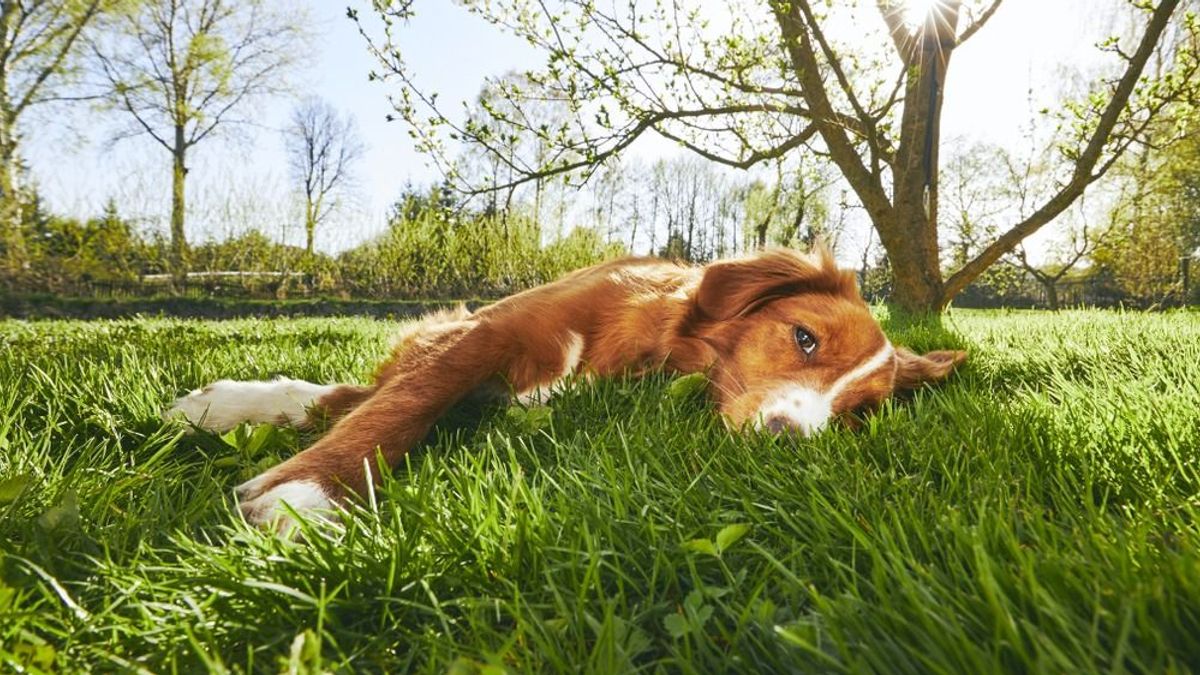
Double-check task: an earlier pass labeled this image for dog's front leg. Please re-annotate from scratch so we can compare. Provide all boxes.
[235,320,512,529]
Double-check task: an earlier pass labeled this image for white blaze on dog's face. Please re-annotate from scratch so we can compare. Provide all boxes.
[691,249,966,435]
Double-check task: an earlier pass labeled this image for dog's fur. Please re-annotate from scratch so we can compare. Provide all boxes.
[167,248,965,529]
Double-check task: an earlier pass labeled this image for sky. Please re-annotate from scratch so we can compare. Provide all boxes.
[24,0,1118,259]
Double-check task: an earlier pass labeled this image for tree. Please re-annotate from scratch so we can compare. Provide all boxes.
[939,141,1008,269]
[0,0,111,277]
[941,135,1064,305]
[90,0,306,281]
[743,157,836,250]
[284,97,363,256]
[1093,118,1200,306]
[1010,224,1096,310]
[1094,209,1183,306]
[357,0,1199,313]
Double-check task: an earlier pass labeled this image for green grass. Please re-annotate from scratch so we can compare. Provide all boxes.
[0,293,486,321]
[2,309,1199,673]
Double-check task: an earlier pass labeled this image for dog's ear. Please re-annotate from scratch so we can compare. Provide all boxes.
[893,348,967,390]
[694,248,851,321]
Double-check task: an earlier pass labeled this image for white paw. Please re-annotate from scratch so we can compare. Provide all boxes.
[165,378,337,432]
[235,474,334,532]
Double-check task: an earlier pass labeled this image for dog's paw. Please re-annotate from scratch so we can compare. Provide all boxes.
[165,381,242,432]
[164,378,336,433]
[235,470,337,533]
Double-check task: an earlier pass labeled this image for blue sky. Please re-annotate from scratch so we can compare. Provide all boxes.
[24,0,1108,256]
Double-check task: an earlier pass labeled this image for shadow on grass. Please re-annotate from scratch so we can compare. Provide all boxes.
[878,303,971,352]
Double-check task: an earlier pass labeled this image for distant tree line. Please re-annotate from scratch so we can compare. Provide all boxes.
[4,149,1195,309]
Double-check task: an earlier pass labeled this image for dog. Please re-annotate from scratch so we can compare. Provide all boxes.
[167,248,966,529]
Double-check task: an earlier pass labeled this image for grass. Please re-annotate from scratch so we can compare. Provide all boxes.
[1,309,1199,673]
[0,294,487,321]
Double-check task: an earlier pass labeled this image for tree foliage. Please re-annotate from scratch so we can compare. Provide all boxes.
[0,0,115,277]
[1094,114,1200,306]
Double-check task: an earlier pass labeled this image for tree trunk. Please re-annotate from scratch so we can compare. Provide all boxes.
[884,9,956,314]
[533,178,543,235]
[879,210,944,312]
[171,126,188,286]
[305,202,316,256]
[1045,281,1060,311]
[754,218,769,248]
[790,196,808,248]
[0,26,22,281]
[0,132,23,280]
[628,198,639,252]
[685,197,696,260]
[884,48,948,315]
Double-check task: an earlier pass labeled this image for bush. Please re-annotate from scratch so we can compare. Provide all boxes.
[1,195,624,300]
[338,210,623,298]
[19,202,156,294]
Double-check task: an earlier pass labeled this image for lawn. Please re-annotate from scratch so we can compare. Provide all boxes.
[1,310,1199,673]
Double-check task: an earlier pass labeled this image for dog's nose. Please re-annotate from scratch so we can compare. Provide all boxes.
[765,415,792,434]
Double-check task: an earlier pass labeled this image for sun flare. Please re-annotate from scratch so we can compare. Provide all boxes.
[901,0,944,29]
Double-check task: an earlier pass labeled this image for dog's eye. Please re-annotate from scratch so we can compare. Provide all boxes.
[793,326,818,356]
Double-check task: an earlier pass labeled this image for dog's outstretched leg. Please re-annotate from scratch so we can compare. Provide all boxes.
[166,378,373,432]
[233,315,563,529]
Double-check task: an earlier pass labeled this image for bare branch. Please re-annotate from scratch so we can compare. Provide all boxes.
[956,0,1003,46]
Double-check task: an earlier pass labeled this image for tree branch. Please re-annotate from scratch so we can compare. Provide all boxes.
[795,0,892,171]
[772,1,893,220]
[956,0,1003,46]
[653,123,818,170]
[876,0,916,61]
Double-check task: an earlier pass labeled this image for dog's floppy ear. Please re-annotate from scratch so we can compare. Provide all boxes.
[694,248,848,321]
[893,348,967,390]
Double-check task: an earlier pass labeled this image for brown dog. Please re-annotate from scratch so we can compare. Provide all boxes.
[167,248,966,529]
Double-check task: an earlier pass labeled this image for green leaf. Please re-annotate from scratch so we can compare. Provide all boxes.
[37,490,80,531]
[716,523,751,553]
[704,585,733,599]
[507,405,553,432]
[0,473,32,505]
[11,641,56,671]
[242,423,279,458]
[667,372,708,400]
[212,455,240,469]
[682,538,718,556]
[663,612,691,638]
[220,423,248,449]
[285,629,323,674]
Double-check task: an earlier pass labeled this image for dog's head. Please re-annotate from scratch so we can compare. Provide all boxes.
[689,248,966,435]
